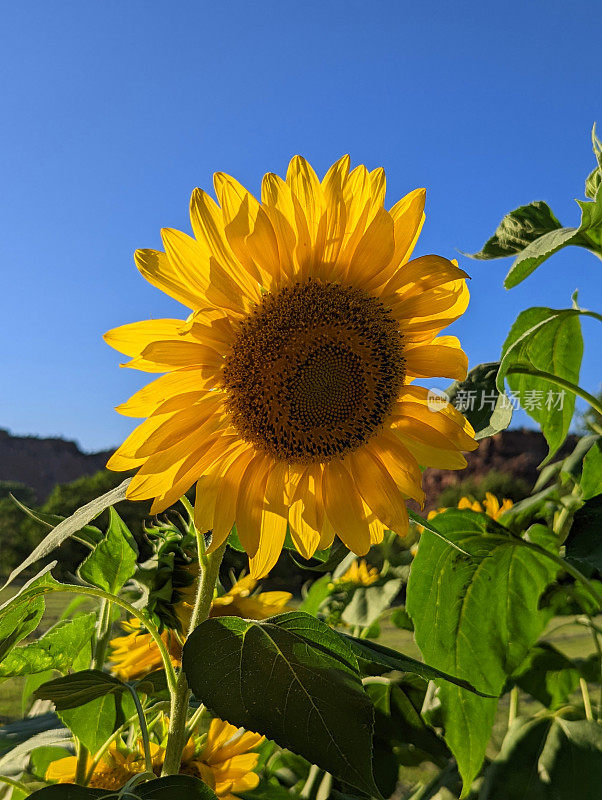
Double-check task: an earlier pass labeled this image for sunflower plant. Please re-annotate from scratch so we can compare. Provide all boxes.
[1,138,601,800]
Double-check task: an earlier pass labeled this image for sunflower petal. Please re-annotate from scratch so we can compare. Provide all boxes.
[322,460,371,555]
[404,336,468,381]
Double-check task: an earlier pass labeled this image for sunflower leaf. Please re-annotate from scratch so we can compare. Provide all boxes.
[0,614,96,678]
[497,306,584,461]
[467,190,602,288]
[406,509,558,793]
[182,611,381,798]
[445,362,513,440]
[34,669,127,710]
[78,508,138,593]
[2,479,131,589]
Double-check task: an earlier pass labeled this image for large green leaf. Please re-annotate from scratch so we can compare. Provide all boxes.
[182,611,380,798]
[2,478,131,588]
[468,190,602,288]
[35,669,127,710]
[497,307,583,459]
[406,510,558,792]
[481,716,602,799]
[445,362,513,440]
[0,613,96,677]
[470,201,564,260]
[0,596,44,664]
[79,508,138,593]
[58,690,136,755]
[28,776,219,799]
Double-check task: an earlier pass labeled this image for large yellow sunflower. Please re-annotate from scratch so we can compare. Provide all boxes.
[105,156,477,577]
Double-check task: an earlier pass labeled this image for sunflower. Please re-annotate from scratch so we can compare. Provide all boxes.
[45,719,262,800]
[105,156,477,577]
[337,559,380,586]
[45,742,147,789]
[110,575,293,680]
[428,491,513,523]
[178,718,264,800]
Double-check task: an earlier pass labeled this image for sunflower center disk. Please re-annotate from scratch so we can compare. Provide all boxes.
[223,280,405,463]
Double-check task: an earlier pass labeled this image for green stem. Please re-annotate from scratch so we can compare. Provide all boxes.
[0,775,31,795]
[161,537,228,776]
[185,703,207,737]
[508,685,520,728]
[91,598,112,670]
[126,685,155,776]
[580,677,594,722]
[505,367,602,418]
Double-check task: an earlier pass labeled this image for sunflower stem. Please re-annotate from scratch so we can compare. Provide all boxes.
[161,533,227,776]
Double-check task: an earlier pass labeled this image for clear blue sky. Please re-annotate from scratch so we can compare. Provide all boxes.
[1,0,600,452]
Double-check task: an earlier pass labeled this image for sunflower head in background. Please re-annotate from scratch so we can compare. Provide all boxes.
[427,491,514,524]
[105,156,478,577]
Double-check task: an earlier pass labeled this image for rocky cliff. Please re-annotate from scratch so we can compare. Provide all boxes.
[0,429,112,502]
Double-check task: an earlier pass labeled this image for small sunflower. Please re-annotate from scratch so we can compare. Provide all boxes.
[110,575,293,680]
[45,719,262,800]
[337,559,380,586]
[105,156,477,576]
[179,718,264,800]
[46,742,146,789]
[428,491,513,522]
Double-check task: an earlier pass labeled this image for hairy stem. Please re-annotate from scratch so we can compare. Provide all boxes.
[161,536,227,776]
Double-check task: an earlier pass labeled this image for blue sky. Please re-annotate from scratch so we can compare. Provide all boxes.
[1,0,600,452]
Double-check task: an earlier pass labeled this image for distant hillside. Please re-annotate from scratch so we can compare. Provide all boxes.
[0,429,112,502]
[0,426,577,506]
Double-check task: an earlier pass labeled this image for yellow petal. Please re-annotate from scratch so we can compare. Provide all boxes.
[235,453,272,558]
[288,463,323,560]
[389,188,426,268]
[346,207,395,289]
[133,340,223,371]
[390,424,468,470]
[322,460,371,555]
[249,461,289,578]
[116,369,214,418]
[366,432,424,504]
[210,447,256,550]
[214,172,280,283]
[134,248,205,310]
[261,172,305,280]
[404,336,468,381]
[134,396,224,457]
[348,448,410,535]
[391,397,477,453]
[104,319,194,358]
